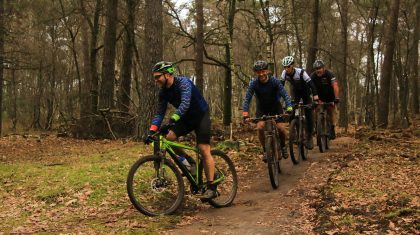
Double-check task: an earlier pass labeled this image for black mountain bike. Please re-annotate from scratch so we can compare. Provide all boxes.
[250,114,289,189]
[316,101,335,152]
[127,130,238,216]
[289,102,312,165]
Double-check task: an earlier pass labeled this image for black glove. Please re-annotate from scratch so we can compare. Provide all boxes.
[143,130,156,145]
[159,124,173,134]
[334,98,340,104]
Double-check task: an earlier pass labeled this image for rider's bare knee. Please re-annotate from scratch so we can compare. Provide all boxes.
[165,131,177,141]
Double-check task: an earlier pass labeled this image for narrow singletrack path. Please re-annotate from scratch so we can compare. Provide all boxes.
[166,137,354,234]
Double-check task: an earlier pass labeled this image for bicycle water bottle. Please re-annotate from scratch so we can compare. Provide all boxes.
[179,156,192,171]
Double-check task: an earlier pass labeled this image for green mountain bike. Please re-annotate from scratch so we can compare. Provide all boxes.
[127,130,238,216]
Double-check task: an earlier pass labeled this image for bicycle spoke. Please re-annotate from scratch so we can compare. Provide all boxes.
[127,156,184,216]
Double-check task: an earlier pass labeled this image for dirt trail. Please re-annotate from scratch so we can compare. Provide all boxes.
[166,137,354,235]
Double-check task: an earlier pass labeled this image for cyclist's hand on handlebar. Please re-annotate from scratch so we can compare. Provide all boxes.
[313,95,319,102]
[334,98,340,104]
[242,115,250,124]
[159,124,173,135]
[144,130,156,145]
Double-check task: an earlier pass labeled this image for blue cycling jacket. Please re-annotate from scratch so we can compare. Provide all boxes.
[242,76,292,115]
[150,76,208,130]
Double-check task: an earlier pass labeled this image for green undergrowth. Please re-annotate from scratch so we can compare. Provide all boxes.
[0,142,182,234]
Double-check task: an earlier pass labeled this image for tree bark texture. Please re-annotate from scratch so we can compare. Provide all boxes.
[118,0,136,113]
[378,0,400,128]
[195,0,204,93]
[410,0,419,114]
[138,0,163,138]
[306,0,319,73]
[337,0,348,130]
[0,0,4,136]
[99,0,118,109]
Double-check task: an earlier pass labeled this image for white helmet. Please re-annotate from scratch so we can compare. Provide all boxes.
[282,56,294,67]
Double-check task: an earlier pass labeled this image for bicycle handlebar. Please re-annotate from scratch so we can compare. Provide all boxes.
[150,123,176,139]
[314,101,335,107]
[294,103,315,109]
[249,114,290,123]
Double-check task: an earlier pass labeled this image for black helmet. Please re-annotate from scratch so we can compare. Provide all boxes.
[253,60,268,71]
[313,60,325,69]
[152,61,175,74]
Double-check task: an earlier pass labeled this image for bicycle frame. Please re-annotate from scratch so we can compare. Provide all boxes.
[152,134,224,194]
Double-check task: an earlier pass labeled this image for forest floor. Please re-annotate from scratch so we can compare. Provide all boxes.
[0,118,419,234]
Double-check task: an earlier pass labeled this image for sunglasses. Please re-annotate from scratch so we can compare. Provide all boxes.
[283,65,291,69]
[315,67,323,70]
[153,74,164,80]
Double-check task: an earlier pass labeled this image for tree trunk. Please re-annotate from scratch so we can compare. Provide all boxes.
[364,1,379,128]
[395,40,409,127]
[223,0,236,126]
[80,16,92,117]
[291,0,303,65]
[378,0,400,128]
[195,0,204,93]
[32,62,43,130]
[45,24,58,131]
[9,69,17,131]
[223,43,232,126]
[137,0,163,139]
[99,0,118,109]
[410,0,419,114]
[118,0,136,113]
[306,0,319,73]
[337,0,348,131]
[0,0,4,136]
[80,0,102,114]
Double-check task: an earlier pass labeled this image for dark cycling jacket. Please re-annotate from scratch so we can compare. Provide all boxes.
[242,76,292,115]
[310,70,337,102]
[280,68,318,98]
[151,76,208,130]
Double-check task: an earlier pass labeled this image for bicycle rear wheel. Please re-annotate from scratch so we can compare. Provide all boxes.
[208,150,238,208]
[127,155,184,216]
[266,133,280,189]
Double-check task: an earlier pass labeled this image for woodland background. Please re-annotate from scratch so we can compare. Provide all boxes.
[0,0,418,139]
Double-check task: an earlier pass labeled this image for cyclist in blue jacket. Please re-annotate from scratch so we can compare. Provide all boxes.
[144,61,217,201]
[242,60,293,161]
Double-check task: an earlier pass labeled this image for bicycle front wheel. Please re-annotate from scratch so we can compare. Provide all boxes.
[208,150,238,208]
[266,134,280,189]
[127,155,185,216]
[325,122,331,150]
[300,119,308,160]
[289,119,300,165]
[317,116,326,153]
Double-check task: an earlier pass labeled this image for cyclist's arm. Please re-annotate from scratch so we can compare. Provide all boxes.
[275,78,292,107]
[331,76,339,98]
[242,80,256,116]
[150,92,168,132]
[302,71,318,96]
[173,78,192,121]
[280,70,286,86]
